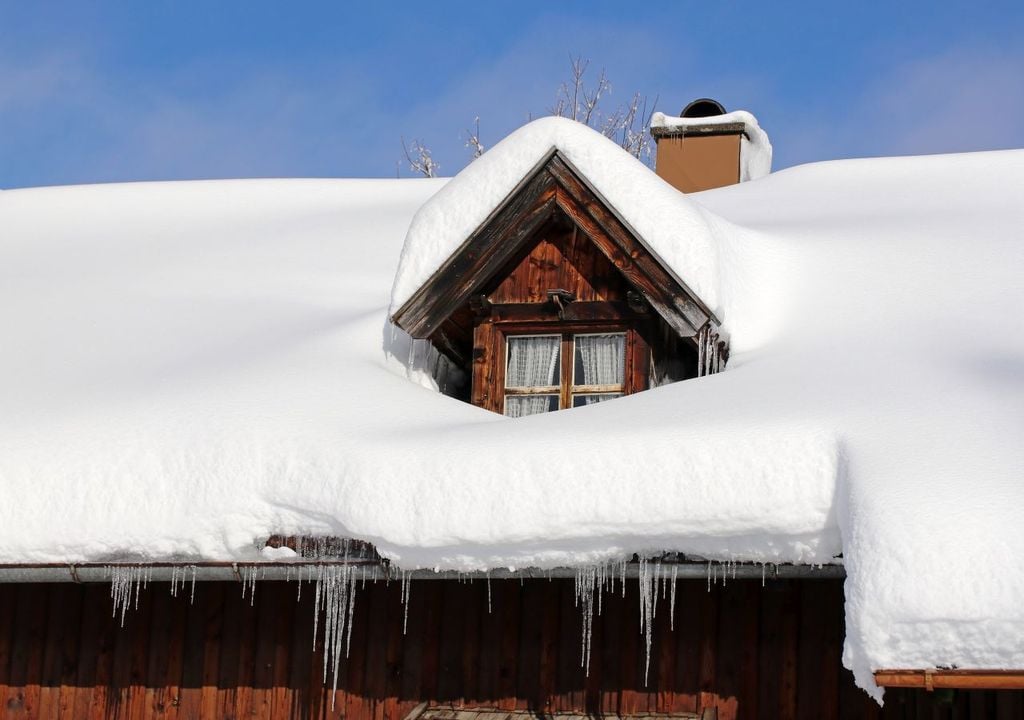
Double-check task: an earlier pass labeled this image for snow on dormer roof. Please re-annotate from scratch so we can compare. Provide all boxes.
[390,117,735,326]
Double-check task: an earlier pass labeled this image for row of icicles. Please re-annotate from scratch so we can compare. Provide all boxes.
[696,325,725,377]
[107,557,771,707]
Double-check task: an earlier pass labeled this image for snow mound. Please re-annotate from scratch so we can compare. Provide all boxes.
[651,109,772,182]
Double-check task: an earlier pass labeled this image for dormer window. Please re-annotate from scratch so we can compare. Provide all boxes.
[391,149,726,416]
[504,332,628,416]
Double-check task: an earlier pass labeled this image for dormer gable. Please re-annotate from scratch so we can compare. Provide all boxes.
[391,123,727,416]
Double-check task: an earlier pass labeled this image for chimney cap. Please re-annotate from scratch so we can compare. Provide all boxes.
[680,98,727,118]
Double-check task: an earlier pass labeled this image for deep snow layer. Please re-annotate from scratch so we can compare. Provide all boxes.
[1,140,1023,699]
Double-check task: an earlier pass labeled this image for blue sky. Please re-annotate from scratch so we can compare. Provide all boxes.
[1,1,1022,188]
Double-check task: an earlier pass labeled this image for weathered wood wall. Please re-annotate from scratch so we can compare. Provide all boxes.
[0,578,1019,719]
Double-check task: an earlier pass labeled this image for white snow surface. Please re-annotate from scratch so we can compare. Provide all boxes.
[651,109,772,182]
[2,124,1023,699]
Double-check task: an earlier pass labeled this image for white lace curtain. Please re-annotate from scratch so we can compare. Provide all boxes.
[575,334,625,385]
[574,334,625,407]
[505,335,560,417]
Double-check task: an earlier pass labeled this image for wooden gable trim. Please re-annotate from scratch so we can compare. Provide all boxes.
[392,150,560,339]
[391,149,719,341]
[545,153,715,337]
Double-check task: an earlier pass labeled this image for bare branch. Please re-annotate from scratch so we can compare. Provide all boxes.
[401,136,439,178]
[462,117,485,159]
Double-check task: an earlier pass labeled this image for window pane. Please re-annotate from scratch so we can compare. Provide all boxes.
[572,393,623,408]
[506,335,561,388]
[506,395,559,417]
[573,333,626,386]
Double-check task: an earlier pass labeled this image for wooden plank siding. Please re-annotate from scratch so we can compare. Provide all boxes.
[0,579,1014,719]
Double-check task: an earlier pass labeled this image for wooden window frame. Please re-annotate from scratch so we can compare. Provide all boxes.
[472,318,650,415]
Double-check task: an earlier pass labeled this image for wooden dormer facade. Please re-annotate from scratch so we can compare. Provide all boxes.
[392,150,726,416]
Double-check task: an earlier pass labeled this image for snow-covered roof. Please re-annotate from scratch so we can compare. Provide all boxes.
[650,109,772,183]
[1,119,1022,699]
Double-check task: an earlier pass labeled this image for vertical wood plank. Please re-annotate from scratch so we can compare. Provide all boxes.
[671,581,700,715]
[714,582,742,720]
[537,578,560,715]
[599,580,623,717]
[37,585,68,720]
[7,584,47,719]
[55,586,85,720]
[461,580,483,706]
[497,580,522,711]
[198,583,224,720]
[435,580,464,704]
[758,583,783,719]
[556,578,581,713]
[779,581,800,720]
[287,581,314,720]
[87,584,119,720]
[343,578,372,720]
[269,583,296,720]
[516,580,542,713]
[249,582,278,720]
[71,587,104,720]
[382,582,406,720]
[416,580,443,710]
[141,586,172,720]
[213,583,241,719]
[124,582,154,720]
[108,588,136,718]
[696,582,719,715]
[364,581,390,720]
[735,582,761,720]
[560,333,572,410]
[654,578,677,715]
[0,586,17,720]
[618,577,641,717]
[176,585,209,720]
[398,577,427,709]
[232,584,259,720]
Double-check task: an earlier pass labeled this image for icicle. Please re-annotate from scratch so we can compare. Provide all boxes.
[637,557,655,686]
[698,327,706,377]
[108,565,146,627]
[574,565,597,677]
[189,565,197,604]
[486,571,492,614]
[401,569,412,635]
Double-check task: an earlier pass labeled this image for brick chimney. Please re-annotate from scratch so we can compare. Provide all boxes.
[651,98,749,194]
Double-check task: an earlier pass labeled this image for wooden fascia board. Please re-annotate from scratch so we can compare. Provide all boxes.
[875,669,1024,691]
[545,152,718,337]
[391,150,560,338]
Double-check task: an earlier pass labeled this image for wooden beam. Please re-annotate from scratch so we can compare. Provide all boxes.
[487,301,643,324]
[874,669,1024,691]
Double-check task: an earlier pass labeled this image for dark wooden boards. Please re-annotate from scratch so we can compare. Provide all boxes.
[0,579,1013,719]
